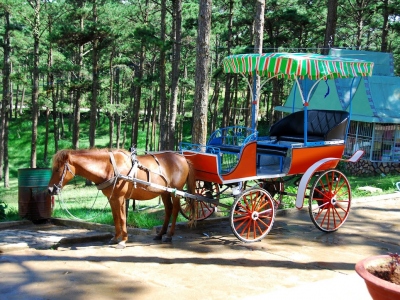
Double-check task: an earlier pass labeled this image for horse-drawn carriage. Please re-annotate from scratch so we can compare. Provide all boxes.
[48,52,374,248]
[179,53,373,242]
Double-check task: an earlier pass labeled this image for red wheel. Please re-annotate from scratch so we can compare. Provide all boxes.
[180,180,219,221]
[309,169,351,232]
[230,188,275,242]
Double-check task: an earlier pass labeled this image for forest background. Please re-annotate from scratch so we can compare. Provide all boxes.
[1,0,400,188]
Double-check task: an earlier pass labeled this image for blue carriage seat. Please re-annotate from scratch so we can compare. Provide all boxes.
[207,126,257,173]
[256,109,350,172]
[207,126,257,153]
[269,109,350,143]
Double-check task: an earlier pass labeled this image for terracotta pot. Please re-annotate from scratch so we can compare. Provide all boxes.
[355,255,400,300]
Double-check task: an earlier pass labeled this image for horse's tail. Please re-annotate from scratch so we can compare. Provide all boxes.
[185,159,197,228]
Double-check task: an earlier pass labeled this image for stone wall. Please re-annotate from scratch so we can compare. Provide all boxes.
[344,159,400,176]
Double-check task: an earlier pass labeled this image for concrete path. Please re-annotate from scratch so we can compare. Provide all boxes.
[0,194,399,300]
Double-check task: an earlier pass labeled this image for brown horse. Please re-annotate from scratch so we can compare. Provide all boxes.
[48,148,196,249]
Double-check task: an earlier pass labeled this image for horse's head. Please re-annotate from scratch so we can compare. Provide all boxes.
[48,150,75,195]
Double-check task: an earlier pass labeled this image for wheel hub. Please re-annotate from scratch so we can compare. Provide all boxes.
[251,211,259,220]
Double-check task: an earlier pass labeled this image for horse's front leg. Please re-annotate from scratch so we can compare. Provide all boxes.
[154,194,172,241]
[164,195,181,242]
[109,197,128,249]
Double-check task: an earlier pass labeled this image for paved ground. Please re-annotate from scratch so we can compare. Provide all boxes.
[0,193,399,300]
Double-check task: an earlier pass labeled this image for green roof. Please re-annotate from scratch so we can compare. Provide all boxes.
[277,49,400,124]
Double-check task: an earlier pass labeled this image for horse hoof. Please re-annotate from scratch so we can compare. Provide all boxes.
[109,238,119,245]
[163,236,172,243]
[116,242,126,249]
[153,235,162,241]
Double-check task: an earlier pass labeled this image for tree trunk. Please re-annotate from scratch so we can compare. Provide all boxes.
[29,0,41,168]
[252,0,265,129]
[192,0,212,145]
[44,108,50,163]
[45,17,53,163]
[90,0,99,149]
[210,80,220,133]
[72,45,83,149]
[380,0,389,52]
[177,85,185,143]
[19,86,25,116]
[271,78,281,125]
[131,46,145,148]
[8,65,13,120]
[115,67,121,149]
[322,0,338,54]
[109,50,115,148]
[14,84,19,119]
[131,0,148,148]
[53,80,60,153]
[159,0,168,150]
[221,0,234,128]
[1,10,11,185]
[168,0,182,150]
[151,90,159,151]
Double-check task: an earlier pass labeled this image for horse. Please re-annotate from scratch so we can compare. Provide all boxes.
[47,148,196,249]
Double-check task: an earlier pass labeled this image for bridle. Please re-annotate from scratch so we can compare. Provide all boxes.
[52,163,75,194]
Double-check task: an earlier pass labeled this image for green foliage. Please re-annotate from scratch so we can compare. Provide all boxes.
[2,0,400,228]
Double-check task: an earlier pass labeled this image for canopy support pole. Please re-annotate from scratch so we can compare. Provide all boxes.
[251,73,258,129]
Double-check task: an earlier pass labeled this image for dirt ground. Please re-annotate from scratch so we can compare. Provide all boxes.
[1,195,399,300]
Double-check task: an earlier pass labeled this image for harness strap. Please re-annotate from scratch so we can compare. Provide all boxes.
[96,150,170,193]
[128,159,139,188]
[147,153,170,187]
[96,152,120,190]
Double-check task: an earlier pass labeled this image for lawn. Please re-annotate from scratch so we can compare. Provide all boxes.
[1,112,399,228]
[1,172,399,228]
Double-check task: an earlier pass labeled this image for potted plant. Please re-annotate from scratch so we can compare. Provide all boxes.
[355,253,400,300]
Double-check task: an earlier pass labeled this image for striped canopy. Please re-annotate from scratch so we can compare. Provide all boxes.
[222,53,374,80]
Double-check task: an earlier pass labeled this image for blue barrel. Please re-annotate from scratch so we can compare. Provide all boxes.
[18,168,52,221]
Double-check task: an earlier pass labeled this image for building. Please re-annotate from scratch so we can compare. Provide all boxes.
[276,49,400,175]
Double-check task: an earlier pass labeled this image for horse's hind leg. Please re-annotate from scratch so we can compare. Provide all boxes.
[164,195,181,243]
[154,194,172,241]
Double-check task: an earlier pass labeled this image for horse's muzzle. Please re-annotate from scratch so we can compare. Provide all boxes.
[48,185,61,196]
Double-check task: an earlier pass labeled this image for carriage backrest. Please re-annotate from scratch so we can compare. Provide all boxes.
[208,126,257,147]
[269,109,350,142]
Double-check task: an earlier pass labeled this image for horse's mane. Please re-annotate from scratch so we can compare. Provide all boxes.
[52,148,131,168]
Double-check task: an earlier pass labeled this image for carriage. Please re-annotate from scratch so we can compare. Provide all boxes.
[178,52,374,242]
[48,52,374,247]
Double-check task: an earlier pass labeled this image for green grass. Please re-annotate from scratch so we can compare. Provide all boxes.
[1,111,400,227]
[1,111,163,227]
[1,173,399,226]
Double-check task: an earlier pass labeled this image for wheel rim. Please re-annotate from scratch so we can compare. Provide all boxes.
[180,181,219,221]
[309,169,351,232]
[230,188,275,242]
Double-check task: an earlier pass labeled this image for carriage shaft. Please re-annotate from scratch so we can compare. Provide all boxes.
[117,175,216,203]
